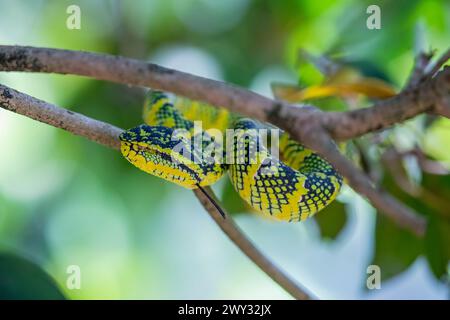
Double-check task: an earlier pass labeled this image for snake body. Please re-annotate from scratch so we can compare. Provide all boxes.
[120,91,342,222]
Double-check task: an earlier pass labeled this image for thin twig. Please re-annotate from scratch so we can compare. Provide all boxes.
[426,48,450,78]
[0,83,313,300]
[405,23,433,88]
[406,51,434,88]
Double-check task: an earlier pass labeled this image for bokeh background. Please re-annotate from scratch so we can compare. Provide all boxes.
[0,0,449,299]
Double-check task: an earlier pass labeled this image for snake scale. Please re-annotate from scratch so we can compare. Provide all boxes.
[119,91,343,222]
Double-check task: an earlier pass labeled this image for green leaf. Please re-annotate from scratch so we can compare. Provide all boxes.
[423,118,450,162]
[420,172,450,279]
[378,156,450,281]
[425,216,450,279]
[0,252,66,300]
[220,179,252,215]
[314,200,348,240]
[371,167,423,282]
[372,214,423,281]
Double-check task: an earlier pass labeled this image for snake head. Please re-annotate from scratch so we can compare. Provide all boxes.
[119,124,225,189]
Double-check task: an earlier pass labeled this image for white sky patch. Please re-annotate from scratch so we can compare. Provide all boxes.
[250,66,297,99]
[151,45,224,81]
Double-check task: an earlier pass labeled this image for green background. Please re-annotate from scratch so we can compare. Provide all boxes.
[0,0,449,299]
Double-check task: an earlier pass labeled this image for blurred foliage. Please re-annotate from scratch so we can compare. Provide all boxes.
[371,151,450,282]
[373,214,423,281]
[0,252,65,299]
[220,179,253,215]
[0,0,449,299]
[314,200,348,240]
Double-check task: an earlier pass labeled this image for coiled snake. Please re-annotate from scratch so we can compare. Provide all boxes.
[119,91,343,222]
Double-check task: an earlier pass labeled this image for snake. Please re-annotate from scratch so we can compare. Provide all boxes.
[119,91,343,222]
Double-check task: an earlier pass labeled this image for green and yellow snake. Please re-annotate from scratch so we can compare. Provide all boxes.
[119,91,343,222]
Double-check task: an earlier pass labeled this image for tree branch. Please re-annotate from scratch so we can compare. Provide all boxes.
[0,45,275,120]
[0,85,122,149]
[2,45,447,236]
[0,83,313,300]
[0,46,447,138]
[318,68,450,139]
